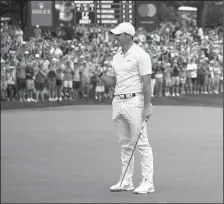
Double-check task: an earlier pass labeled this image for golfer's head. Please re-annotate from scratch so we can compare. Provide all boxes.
[109,22,135,46]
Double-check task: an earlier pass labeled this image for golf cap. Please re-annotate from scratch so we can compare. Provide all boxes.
[24,51,29,54]
[71,45,75,49]
[80,55,84,59]
[1,59,5,63]
[109,22,135,36]
[22,41,26,45]
[52,58,57,62]
[35,54,40,58]
[104,61,109,64]
[36,25,39,28]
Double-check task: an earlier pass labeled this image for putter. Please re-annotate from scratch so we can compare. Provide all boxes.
[118,103,153,190]
[118,121,146,190]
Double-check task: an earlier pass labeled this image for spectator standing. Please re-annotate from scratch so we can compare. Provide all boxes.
[171,58,180,96]
[34,25,41,40]
[179,65,187,95]
[48,59,57,101]
[200,56,209,94]
[25,52,35,102]
[95,74,105,102]
[186,58,198,94]
[154,61,164,97]
[50,42,63,59]
[1,59,8,100]
[63,60,74,100]
[17,54,27,102]
[55,59,64,101]
[31,53,40,75]
[15,26,24,45]
[6,66,17,101]
[34,56,47,102]
[208,60,215,94]
[72,59,81,100]
[213,59,221,94]
[137,28,146,43]
[80,56,91,99]
[163,62,172,97]
[7,50,18,70]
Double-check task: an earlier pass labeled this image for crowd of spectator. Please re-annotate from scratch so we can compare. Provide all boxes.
[1,20,223,103]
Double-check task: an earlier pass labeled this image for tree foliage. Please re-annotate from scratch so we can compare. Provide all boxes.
[157,1,223,28]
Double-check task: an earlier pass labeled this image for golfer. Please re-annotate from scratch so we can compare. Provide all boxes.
[92,22,154,194]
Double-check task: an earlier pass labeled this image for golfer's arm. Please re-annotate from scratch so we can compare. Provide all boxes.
[142,74,152,107]
[100,75,116,88]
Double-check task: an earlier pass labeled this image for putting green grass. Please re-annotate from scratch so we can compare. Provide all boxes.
[1,106,223,203]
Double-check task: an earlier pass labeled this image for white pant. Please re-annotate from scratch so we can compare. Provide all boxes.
[112,94,153,184]
[64,80,73,88]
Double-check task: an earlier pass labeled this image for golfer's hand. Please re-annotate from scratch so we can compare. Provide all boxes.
[143,103,153,122]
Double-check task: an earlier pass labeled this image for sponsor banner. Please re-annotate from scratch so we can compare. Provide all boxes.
[135,1,160,32]
[31,1,52,26]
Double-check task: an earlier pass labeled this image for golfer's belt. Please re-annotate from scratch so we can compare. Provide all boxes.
[115,93,142,99]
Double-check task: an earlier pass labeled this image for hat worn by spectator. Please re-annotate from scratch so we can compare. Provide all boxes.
[22,41,26,45]
[36,25,39,28]
[80,55,84,59]
[71,45,75,49]
[1,59,5,63]
[9,50,15,54]
[167,63,171,66]
[24,51,29,54]
[52,58,58,62]
[109,22,135,37]
[35,54,40,58]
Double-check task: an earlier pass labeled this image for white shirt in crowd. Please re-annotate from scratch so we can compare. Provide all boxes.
[50,48,63,59]
[187,62,197,78]
[138,33,146,43]
[111,43,152,95]
[15,29,23,44]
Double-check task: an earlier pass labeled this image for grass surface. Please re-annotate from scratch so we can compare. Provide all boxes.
[1,105,223,203]
[1,93,223,110]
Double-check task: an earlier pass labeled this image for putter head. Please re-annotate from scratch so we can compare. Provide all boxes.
[110,186,123,192]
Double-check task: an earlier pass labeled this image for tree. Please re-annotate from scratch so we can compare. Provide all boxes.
[158,1,223,29]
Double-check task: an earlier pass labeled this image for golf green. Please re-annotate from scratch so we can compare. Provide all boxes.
[1,105,223,203]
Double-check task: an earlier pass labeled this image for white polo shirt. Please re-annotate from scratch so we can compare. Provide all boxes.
[111,43,152,95]
[186,63,197,78]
